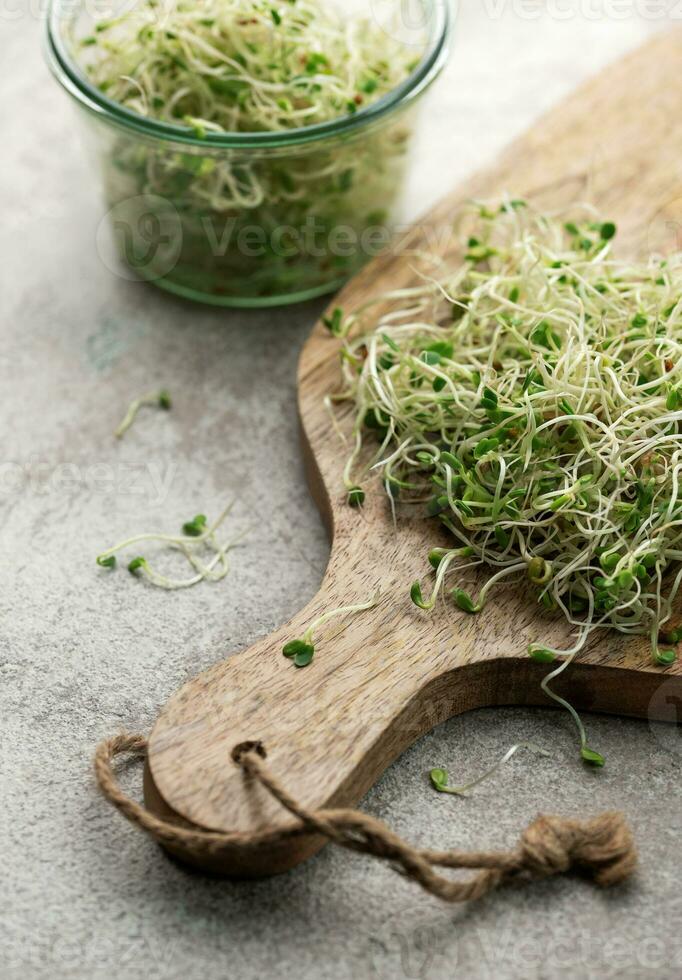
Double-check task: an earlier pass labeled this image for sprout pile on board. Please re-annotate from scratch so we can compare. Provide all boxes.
[328,199,682,766]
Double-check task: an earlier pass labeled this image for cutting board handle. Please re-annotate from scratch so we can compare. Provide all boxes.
[95,731,638,895]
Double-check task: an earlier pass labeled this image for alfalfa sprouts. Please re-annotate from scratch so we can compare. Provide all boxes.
[335,198,682,766]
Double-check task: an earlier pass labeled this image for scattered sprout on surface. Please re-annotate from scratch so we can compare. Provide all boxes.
[96,554,117,569]
[115,390,172,439]
[429,743,550,796]
[96,502,248,589]
[182,514,208,537]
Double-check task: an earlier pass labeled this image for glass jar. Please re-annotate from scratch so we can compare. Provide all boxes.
[46,0,450,308]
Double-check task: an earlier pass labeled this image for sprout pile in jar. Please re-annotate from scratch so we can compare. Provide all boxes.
[73,0,423,301]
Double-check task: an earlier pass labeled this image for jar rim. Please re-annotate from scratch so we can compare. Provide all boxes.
[46,0,451,149]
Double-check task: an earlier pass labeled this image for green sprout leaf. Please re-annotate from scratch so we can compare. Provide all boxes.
[96,555,117,569]
[581,747,605,767]
[428,548,448,569]
[429,767,449,792]
[410,581,429,609]
[600,552,620,573]
[494,526,510,549]
[655,649,677,667]
[294,647,315,667]
[381,333,400,352]
[322,307,344,335]
[426,341,454,359]
[182,514,208,537]
[282,639,313,659]
[127,557,147,575]
[453,589,477,614]
[615,570,634,590]
[473,437,500,460]
[440,451,463,472]
[529,647,556,664]
[416,451,435,465]
[667,387,682,411]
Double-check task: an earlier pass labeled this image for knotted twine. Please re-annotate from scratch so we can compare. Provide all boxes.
[95,733,637,902]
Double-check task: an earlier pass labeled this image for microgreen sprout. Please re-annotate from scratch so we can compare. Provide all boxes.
[282,591,381,667]
[96,503,248,589]
[115,390,172,439]
[337,199,682,765]
[531,640,606,765]
[429,743,550,796]
[282,640,315,668]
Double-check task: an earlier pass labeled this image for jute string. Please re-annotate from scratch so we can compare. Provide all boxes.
[95,733,637,902]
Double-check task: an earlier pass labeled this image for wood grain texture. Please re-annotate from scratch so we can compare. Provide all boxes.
[145,32,682,875]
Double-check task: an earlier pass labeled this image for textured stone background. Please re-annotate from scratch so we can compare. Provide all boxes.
[3,4,682,978]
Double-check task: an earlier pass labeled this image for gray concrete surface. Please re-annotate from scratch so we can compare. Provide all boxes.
[3,4,682,979]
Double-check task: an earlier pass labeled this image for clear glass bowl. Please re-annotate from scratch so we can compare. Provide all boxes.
[46,0,450,308]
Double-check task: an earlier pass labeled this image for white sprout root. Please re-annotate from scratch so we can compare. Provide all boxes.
[337,198,682,764]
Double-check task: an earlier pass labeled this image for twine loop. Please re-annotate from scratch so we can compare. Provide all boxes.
[95,733,637,902]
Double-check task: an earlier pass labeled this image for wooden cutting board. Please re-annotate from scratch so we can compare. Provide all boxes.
[143,32,682,876]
